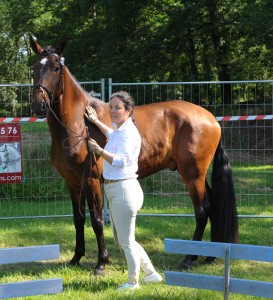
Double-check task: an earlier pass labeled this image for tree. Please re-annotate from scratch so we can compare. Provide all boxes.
[1,0,273,106]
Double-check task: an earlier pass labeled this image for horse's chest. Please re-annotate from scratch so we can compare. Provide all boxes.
[51,146,84,171]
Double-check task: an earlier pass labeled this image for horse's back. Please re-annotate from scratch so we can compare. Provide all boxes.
[135,100,220,143]
[135,100,217,125]
[135,100,221,178]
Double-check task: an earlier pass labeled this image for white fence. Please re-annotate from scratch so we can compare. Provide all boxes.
[165,239,273,299]
[0,244,62,298]
[0,80,273,219]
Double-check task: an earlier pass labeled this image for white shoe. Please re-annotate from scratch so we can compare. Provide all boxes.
[142,271,163,284]
[117,282,140,291]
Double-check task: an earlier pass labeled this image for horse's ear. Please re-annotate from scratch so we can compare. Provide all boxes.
[29,35,43,54]
[56,36,68,56]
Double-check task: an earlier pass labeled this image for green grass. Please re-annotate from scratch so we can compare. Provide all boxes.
[0,214,273,299]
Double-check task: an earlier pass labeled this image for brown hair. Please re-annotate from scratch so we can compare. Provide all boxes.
[110,91,137,124]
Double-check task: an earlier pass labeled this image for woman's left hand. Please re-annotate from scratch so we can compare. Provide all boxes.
[87,138,100,152]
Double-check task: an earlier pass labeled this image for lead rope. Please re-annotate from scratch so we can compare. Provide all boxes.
[85,127,102,220]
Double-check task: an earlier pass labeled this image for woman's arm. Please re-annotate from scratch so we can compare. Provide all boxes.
[87,138,114,164]
[92,118,113,138]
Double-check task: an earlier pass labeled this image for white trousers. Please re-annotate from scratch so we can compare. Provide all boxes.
[104,178,156,284]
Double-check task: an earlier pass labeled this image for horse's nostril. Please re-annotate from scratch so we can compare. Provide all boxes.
[41,102,47,111]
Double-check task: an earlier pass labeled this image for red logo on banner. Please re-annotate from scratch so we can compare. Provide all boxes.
[0,123,23,184]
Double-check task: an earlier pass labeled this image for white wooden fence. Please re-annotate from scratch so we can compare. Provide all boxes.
[0,244,62,298]
[165,239,273,299]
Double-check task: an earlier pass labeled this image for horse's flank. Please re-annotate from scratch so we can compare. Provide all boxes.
[135,100,221,178]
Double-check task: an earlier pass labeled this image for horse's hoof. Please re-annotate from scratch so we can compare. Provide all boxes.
[180,254,198,269]
[203,256,215,265]
[68,260,81,267]
[94,266,105,276]
[179,261,191,270]
[69,254,82,266]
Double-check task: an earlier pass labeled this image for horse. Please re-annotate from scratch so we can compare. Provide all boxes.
[0,144,21,173]
[29,36,239,273]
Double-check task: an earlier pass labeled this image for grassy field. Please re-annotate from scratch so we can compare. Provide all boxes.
[0,211,273,300]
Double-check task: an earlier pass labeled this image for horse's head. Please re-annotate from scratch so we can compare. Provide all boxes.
[30,35,68,117]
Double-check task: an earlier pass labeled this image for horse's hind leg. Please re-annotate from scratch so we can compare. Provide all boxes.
[202,180,217,265]
[180,177,210,269]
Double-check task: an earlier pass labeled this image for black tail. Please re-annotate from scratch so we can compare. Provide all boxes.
[210,139,239,243]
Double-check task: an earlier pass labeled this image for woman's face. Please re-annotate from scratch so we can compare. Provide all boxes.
[109,97,130,127]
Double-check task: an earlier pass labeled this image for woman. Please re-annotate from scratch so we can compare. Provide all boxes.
[85,91,162,291]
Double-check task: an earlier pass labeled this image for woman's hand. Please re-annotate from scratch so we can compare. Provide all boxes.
[85,106,98,123]
[87,138,104,156]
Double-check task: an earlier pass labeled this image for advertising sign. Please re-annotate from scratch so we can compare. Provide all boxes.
[0,123,23,184]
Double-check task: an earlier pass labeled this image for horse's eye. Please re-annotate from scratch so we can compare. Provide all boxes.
[54,67,60,72]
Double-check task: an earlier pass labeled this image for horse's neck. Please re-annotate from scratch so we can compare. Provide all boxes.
[48,68,88,138]
[62,68,88,117]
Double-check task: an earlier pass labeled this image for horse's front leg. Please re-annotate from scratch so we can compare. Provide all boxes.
[69,189,86,266]
[87,178,109,275]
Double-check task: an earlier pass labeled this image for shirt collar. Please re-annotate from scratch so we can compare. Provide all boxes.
[112,117,132,131]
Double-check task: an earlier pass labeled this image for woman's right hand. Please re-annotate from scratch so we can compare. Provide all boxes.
[85,106,98,123]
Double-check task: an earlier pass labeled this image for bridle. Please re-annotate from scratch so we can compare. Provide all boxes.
[33,51,81,139]
[34,52,64,108]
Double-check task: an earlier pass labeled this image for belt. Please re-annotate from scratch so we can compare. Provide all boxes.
[104,179,120,184]
[103,178,133,184]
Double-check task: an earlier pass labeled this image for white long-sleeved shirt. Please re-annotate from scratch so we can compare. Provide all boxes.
[103,117,141,180]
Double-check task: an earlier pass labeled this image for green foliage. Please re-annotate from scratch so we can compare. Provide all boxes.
[1,1,273,105]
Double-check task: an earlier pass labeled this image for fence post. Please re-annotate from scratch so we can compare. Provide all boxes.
[100,78,105,101]
[108,78,112,101]
[224,244,231,300]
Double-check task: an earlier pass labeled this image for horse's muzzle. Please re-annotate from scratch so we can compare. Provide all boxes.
[31,98,47,118]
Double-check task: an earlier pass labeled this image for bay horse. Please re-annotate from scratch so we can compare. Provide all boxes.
[29,36,239,273]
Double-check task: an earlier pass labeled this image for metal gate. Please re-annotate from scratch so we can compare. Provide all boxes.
[1,79,273,220]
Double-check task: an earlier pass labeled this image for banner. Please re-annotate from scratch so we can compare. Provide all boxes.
[0,123,23,184]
